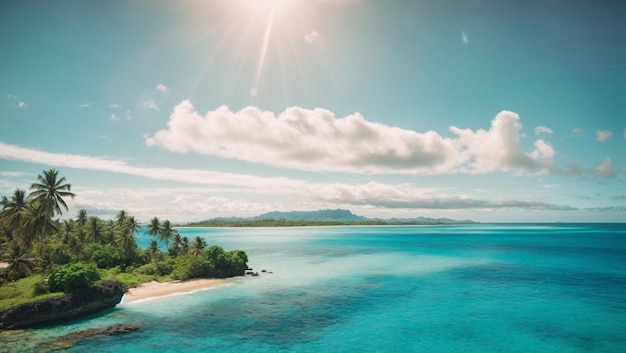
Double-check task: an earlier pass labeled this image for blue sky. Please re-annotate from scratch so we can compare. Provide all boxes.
[1,0,624,222]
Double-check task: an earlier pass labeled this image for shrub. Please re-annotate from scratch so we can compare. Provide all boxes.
[90,247,122,269]
[155,261,174,276]
[32,281,50,296]
[136,263,157,276]
[48,263,100,293]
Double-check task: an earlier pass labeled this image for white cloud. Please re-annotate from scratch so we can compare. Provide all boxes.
[304,31,319,43]
[77,102,92,108]
[16,101,28,109]
[596,130,613,142]
[6,94,17,100]
[156,83,169,93]
[461,30,469,45]
[140,99,159,111]
[0,171,33,178]
[110,113,119,121]
[146,103,556,175]
[534,126,553,135]
[0,141,307,191]
[109,103,121,109]
[0,141,578,221]
[593,157,615,177]
[572,127,583,137]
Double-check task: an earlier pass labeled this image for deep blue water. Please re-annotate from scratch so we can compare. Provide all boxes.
[4,224,626,352]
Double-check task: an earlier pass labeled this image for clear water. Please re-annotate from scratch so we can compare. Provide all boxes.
[4,224,625,352]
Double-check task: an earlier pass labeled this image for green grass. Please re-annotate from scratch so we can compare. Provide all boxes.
[0,274,64,311]
[0,270,173,311]
[99,268,172,290]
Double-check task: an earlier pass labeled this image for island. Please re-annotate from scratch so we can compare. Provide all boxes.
[184,208,477,227]
[0,169,249,330]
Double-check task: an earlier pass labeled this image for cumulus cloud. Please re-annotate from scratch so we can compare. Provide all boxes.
[596,130,613,142]
[109,103,121,109]
[146,103,555,175]
[140,99,159,111]
[77,102,92,108]
[535,126,553,135]
[594,157,615,177]
[16,101,28,109]
[156,83,169,93]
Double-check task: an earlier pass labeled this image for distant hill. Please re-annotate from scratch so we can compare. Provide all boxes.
[253,209,365,222]
[185,209,476,227]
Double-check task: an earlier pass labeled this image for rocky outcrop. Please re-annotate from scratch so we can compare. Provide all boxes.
[42,324,140,351]
[0,280,124,329]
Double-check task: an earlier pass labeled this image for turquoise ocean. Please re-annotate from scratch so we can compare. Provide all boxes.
[4,224,626,352]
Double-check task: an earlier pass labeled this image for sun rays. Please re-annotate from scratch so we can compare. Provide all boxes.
[189,0,339,98]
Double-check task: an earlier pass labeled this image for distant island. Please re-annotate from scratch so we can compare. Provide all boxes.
[184,209,477,227]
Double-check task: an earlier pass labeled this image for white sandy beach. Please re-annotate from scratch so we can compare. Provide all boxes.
[123,278,233,304]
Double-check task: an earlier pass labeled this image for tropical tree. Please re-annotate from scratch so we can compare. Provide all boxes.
[116,216,140,265]
[145,216,162,240]
[159,220,177,249]
[114,210,128,228]
[170,233,183,257]
[0,189,29,230]
[86,216,107,244]
[28,169,75,258]
[147,240,161,262]
[190,236,207,257]
[3,242,35,281]
[76,208,88,226]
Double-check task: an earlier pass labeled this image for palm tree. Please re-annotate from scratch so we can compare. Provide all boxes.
[76,209,88,229]
[86,216,107,244]
[28,169,75,258]
[116,216,140,265]
[170,233,183,257]
[0,189,29,230]
[145,216,162,241]
[4,242,35,281]
[190,236,206,257]
[159,220,177,250]
[114,210,128,228]
[147,240,160,262]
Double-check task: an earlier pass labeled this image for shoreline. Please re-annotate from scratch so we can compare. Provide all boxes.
[122,278,234,305]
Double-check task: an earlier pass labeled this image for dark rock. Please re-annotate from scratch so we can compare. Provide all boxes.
[0,280,125,330]
[41,324,140,351]
[261,269,267,273]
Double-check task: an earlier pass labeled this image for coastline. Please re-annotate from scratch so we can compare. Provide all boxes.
[122,278,234,304]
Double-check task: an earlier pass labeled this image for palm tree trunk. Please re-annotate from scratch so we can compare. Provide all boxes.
[39,219,47,259]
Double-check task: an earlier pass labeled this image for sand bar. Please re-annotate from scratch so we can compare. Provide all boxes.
[123,278,233,304]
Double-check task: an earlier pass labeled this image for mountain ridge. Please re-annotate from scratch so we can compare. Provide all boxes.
[187,209,476,226]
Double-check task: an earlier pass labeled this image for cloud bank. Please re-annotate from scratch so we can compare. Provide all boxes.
[146,102,556,175]
[0,142,578,220]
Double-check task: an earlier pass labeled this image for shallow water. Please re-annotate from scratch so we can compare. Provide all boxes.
[4,224,626,352]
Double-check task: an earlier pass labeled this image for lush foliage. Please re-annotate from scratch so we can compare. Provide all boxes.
[0,169,249,305]
[48,263,100,293]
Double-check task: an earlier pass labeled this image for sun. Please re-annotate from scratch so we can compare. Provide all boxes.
[191,0,335,98]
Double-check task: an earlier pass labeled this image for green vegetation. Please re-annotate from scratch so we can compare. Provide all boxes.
[0,169,248,311]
